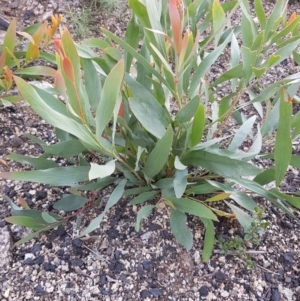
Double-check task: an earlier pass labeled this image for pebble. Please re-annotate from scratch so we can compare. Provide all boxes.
[199,286,209,297]
[11,136,22,147]
[221,290,229,298]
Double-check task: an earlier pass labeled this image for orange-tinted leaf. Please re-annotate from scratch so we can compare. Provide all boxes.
[18,197,30,209]
[3,66,13,90]
[118,102,125,118]
[0,51,6,73]
[62,57,75,83]
[169,0,182,54]
[53,38,65,59]
[287,12,297,25]
[54,70,66,98]
[211,208,236,218]
[32,21,48,46]
[0,158,9,168]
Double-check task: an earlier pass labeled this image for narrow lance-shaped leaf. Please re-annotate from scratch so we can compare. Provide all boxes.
[53,195,88,212]
[135,205,155,232]
[89,160,116,180]
[170,208,193,251]
[96,59,124,140]
[79,179,127,236]
[0,166,90,187]
[190,104,205,147]
[199,217,215,262]
[212,0,226,46]
[274,88,292,187]
[167,197,218,221]
[143,125,173,179]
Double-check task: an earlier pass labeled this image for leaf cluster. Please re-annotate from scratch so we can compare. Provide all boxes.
[1,0,300,261]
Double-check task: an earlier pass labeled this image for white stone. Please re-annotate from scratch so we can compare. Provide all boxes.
[221,291,229,298]
[0,226,13,269]
[25,253,35,260]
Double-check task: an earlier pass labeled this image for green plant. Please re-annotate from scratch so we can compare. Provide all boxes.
[217,207,270,268]
[67,6,93,40]
[0,15,61,106]
[92,0,124,12]
[1,0,300,262]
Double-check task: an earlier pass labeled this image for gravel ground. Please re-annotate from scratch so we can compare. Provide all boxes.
[1,0,300,300]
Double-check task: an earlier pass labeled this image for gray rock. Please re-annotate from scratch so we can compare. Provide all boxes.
[0,226,13,268]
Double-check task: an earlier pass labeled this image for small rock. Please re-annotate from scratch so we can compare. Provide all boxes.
[43,262,56,271]
[271,289,281,301]
[265,272,272,282]
[72,238,82,247]
[150,288,162,297]
[0,226,13,268]
[221,290,229,298]
[34,284,48,295]
[142,260,154,270]
[25,253,35,260]
[214,271,227,282]
[199,286,209,297]
[11,136,22,147]
[31,244,41,254]
[35,190,47,200]
[71,258,84,267]
[140,290,151,299]
[285,277,292,283]
[218,256,226,264]
[33,255,44,265]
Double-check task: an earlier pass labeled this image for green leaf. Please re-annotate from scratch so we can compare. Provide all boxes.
[170,208,193,251]
[77,177,116,191]
[14,77,98,150]
[274,88,292,187]
[124,15,140,73]
[182,150,261,177]
[129,191,159,205]
[144,125,173,178]
[189,33,232,98]
[42,140,87,157]
[174,169,188,198]
[228,116,256,151]
[96,59,124,140]
[269,188,300,209]
[207,180,257,211]
[225,201,252,232]
[135,205,155,232]
[123,186,152,196]
[253,168,275,185]
[127,75,170,139]
[102,28,166,85]
[5,216,45,230]
[186,183,220,195]
[241,46,257,81]
[7,153,58,169]
[82,59,102,113]
[89,160,116,180]
[199,217,215,262]
[4,196,22,211]
[167,197,218,221]
[212,0,226,46]
[174,156,187,170]
[79,179,126,236]
[53,195,88,212]
[41,212,59,223]
[230,177,294,217]
[0,166,90,187]
[190,104,205,147]
[254,0,266,30]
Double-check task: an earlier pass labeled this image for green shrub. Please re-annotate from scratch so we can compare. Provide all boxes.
[1,0,300,261]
